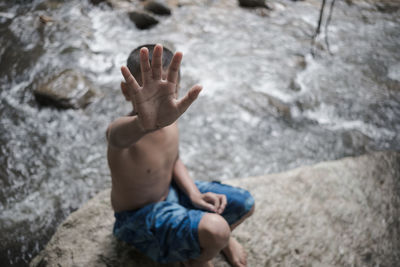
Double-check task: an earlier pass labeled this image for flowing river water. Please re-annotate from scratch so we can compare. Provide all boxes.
[0,0,399,265]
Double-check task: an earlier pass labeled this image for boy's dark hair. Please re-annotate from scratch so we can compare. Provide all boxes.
[127,44,180,82]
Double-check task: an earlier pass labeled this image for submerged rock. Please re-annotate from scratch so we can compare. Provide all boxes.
[30,152,400,266]
[34,69,97,109]
[35,0,66,11]
[238,0,270,9]
[89,0,112,6]
[128,11,159,30]
[144,1,172,16]
[39,15,54,24]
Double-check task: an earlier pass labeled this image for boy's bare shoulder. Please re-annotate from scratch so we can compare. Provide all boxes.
[107,121,179,154]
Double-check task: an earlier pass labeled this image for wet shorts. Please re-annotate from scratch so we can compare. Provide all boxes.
[113,180,254,264]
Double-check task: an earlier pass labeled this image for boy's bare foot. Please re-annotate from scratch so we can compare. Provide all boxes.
[221,237,247,267]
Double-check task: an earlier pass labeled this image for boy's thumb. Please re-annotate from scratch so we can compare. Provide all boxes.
[201,201,216,212]
[177,85,202,114]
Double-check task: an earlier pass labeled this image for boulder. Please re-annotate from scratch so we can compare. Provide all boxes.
[238,0,270,9]
[89,0,132,8]
[33,69,97,109]
[128,11,159,30]
[144,1,172,16]
[39,15,54,24]
[90,0,109,5]
[34,0,66,11]
[30,152,400,266]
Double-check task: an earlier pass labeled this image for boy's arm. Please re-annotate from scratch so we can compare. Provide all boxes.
[173,158,227,214]
[106,115,149,149]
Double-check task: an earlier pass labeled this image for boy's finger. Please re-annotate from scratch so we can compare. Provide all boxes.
[219,195,227,214]
[121,81,128,94]
[176,85,202,115]
[121,66,140,93]
[207,204,217,213]
[206,192,220,212]
[202,200,216,213]
[167,52,182,84]
[140,47,152,85]
[151,44,163,80]
[214,196,221,213]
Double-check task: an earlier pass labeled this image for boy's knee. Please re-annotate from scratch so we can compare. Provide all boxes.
[198,213,230,249]
[247,203,255,217]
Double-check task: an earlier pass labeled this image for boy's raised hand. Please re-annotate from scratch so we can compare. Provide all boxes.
[121,44,202,132]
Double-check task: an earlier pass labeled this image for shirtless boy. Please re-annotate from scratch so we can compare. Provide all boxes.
[106,44,255,267]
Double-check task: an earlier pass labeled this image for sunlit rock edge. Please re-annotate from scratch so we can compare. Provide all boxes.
[30,151,400,266]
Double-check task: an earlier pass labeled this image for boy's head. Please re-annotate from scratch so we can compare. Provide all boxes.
[126,44,180,86]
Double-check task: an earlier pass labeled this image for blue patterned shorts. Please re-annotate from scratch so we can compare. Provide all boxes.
[113,180,255,263]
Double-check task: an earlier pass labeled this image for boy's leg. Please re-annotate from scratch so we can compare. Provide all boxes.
[194,181,256,267]
[184,207,255,267]
[230,204,255,231]
[222,205,255,267]
[114,201,213,265]
[221,205,255,267]
[177,181,255,266]
[184,213,230,267]
[192,181,255,227]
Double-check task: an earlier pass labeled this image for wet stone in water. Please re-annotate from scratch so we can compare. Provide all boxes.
[238,0,270,9]
[128,11,159,30]
[90,0,112,6]
[39,15,54,24]
[33,69,97,109]
[289,79,301,92]
[144,0,172,16]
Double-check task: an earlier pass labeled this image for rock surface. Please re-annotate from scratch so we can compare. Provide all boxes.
[238,0,269,9]
[128,11,159,30]
[89,0,111,5]
[33,69,97,109]
[144,1,172,15]
[30,152,400,266]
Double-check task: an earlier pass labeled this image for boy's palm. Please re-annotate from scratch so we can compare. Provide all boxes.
[133,79,182,130]
[121,45,202,131]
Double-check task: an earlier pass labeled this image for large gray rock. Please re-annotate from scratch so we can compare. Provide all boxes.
[34,69,97,109]
[238,0,270,9]
[128,11,159,30]
[30,152,400,266]
[144,1,172,16]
